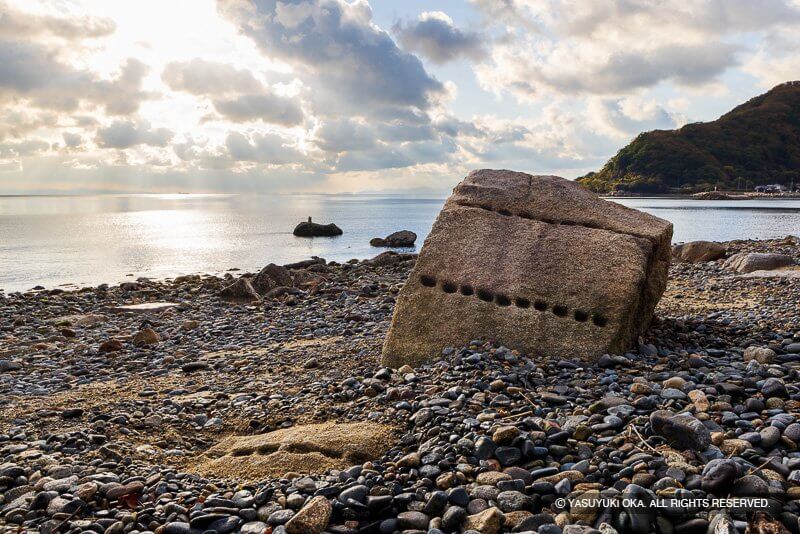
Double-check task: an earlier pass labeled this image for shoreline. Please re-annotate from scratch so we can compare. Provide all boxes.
[1,237,799,532]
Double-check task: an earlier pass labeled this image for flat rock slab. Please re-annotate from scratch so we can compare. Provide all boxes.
[740,267,800,279]
[382,169,673,366]
[109,302,179,313]
[191,422,394,481]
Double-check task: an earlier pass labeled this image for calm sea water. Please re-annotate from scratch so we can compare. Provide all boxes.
[1,194,799,293]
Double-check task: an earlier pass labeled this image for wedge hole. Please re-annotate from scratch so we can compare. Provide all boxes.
[441,281,457,293]
[574,310,589,322]
[420,275,436,287]
[476,288,494,302]
[533,300,548,312]
[495,294,511,306]
[552,305,568,317]
[514,297,530,309]
[592,313,608,327]
[460,284,474,296]
[498,209,512,216]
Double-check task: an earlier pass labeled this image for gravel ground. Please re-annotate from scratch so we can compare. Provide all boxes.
[0,238,799,534]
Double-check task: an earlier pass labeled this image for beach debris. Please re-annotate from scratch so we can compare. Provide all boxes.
[370,230,417,247]
[382,169,673,366]
[672,240,727,262]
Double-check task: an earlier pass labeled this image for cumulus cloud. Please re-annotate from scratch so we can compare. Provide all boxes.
[225,131,303,164]
[0,41,153,114]
[62,132,83,148]
[393,11,486,64]
[0,1,116,41]
[471,0,799,100]
[219,0,445,114]
[162,59,263,95]
[163,58,305,126]
[211,93,304,125]
[95,120,174,149]
[587,97,684,139]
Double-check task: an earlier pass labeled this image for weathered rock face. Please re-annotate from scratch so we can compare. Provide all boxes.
[218,277,260,303]
[382,170,673,366]
[672,240,726,263]
[253,263,293,294]
[191,422,393,481]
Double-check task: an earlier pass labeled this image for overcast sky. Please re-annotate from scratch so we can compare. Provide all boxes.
[1,0,798,194]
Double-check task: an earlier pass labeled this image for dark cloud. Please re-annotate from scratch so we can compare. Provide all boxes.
[218,0,445,113]
[95,120,174,149]
[393,12,486,64]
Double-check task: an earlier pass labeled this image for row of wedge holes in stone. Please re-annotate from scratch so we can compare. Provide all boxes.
[419,274,608,327]
[455,200,603,230]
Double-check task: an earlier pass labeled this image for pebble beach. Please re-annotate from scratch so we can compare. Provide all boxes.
[1,237,800,534]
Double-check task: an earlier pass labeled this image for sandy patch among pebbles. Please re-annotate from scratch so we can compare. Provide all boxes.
[191,421,395,481]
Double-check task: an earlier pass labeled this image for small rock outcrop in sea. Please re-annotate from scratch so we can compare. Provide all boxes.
[672,240,727,262]
[382,169,673,367]
[293,217,343,237]
[370,230,417,247]
[724,251,794,273]
[691,191,737,200]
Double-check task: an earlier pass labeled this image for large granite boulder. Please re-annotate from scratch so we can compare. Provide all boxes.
[382,170,673,367]
[724,252,793,273]
[672,240,726,263]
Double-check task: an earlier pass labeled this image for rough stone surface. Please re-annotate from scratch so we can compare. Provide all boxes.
[724,252,793,273]
[253,263,293,294]
[192,422,393,481]
[284,496,332,534]
[743,346,776,364]
[672,240,726,263]
[218,278,260,303]
[293,221,343,237]
[370,230,417,247]
[382,169,673,366]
